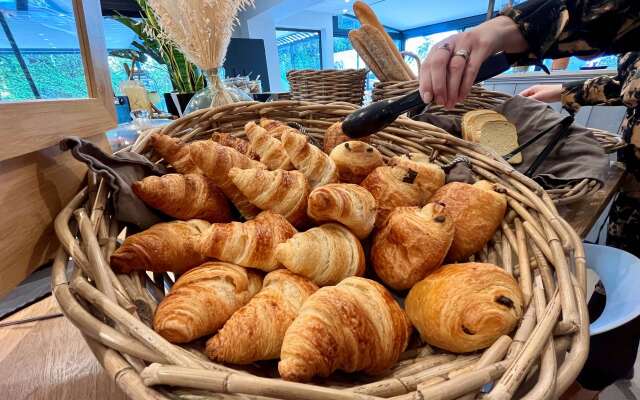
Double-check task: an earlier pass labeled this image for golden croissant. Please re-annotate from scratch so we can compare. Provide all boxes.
[275,223,365,286]
[150,133,199,174]
[405,262,524,353]
[206,269,318,364]
[323,121,370,153]
[199,211,297,272]
[388,154,445,199]
[189,140,265,219]
[307,183,377,239]
[361,165,438,227]
[371,203,454,290]
[430,180,507,261]
[279,277,412,382]
[228,167,310,228]
[211,132,258,160]
[110,219,210,274]
[329,141,384,184]
[281,129,338,189]
[153,262,262,343]
[245,121,293,170]
[259,118,298,139]
[132,173,231,223]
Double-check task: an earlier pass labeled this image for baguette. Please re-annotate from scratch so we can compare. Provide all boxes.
[353,1,415,80]
[359,24,408,81]
[349,29,388,81]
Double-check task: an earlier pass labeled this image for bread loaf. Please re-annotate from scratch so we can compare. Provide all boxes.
[405,263,524,353]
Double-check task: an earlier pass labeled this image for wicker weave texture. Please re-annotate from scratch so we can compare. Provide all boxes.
[287,69,367,105]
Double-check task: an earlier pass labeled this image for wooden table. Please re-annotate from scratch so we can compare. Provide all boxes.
[0,163,627,400]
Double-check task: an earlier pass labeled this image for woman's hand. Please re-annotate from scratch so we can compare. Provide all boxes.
[419,16,528,109]
[519,84,563,103]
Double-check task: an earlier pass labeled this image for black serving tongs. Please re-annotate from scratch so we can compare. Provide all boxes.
[342,52,522,138]
[503,115,574,177]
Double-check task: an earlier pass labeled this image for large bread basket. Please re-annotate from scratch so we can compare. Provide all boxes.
[53,100,589,400]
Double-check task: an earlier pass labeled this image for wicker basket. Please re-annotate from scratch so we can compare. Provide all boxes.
[373,81,626,205]
[53,100,589,400]
[287,69,367,105]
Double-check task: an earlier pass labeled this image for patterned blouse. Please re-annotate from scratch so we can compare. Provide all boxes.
[503,0,640,182]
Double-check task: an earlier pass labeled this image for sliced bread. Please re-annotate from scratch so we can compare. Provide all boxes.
[463,110,508,142]
[479,120,522,164]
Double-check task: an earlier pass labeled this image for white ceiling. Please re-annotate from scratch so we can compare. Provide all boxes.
[306,0,503,31]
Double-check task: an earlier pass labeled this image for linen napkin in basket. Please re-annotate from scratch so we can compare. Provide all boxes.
[414,95,609,188]
[60,137,167,230]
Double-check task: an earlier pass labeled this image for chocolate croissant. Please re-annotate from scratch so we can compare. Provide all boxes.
[388,154,445,199]
[405,262,524,353]
[153,262,262,343]
[329,141,384,184]
[371,203,454,290]
[228,167,310,228]
[281,129,339,189]
[199,211,297,272]
[279,277,411,382]
[211,132,258,160]
[150,133,199,174]
[206,269,318,364]
[132,173,231,223]
[110,219,210,274]
[275,223,365,286]
[245,121,293,170]
[306,183,377,239]
[430,180,507,261]
[189,140,265,219]
[361,165,439,227]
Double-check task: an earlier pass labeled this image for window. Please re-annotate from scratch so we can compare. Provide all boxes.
[0,0,89,101]
[276,28,322,91]
[404,30,461,75]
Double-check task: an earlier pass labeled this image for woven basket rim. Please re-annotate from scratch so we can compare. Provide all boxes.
[53,100,589,400]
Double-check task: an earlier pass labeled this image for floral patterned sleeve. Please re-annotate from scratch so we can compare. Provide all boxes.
[502,0,640,62]
[561,76,623,113]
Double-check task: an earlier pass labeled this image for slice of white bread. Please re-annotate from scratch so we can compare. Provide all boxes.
[462,110,507,142]
[479,120,522,164]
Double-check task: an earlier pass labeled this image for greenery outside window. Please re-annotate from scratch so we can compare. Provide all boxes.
[276,28,322,91]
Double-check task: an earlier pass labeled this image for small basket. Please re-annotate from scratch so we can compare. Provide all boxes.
[53,100,588,400]
[287,69,367,105]
[373,81,625,205]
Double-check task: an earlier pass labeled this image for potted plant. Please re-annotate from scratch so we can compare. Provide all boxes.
[111,0,205,116]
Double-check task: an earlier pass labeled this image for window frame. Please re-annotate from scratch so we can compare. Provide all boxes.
[275,27,324,70]
[0,0,116,162]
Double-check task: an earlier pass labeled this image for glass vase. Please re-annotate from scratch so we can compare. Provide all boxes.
[184,68,252,114]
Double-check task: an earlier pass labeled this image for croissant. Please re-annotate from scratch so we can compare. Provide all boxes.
[361,165,437,227]
[275,223,365,286]
[323,121,370,153]
[405,263,524,353]
[110,219,210,274]
[430,180,507,261]
[281,129,339,189]
[329,141,384,184]
[388,154,445,198]
[259,118,298,139]
[132,173,231,223]
[150,133,199,174]
[279,277,412,382]
[199,211,297,272]
[245,121,293,170]
[153,262,262,343]
[211,132,258,160]
[228,167,309,227]
[189,140,265,218]
[306,183,376,239]
[206,269,318,364]
[371,203,454,290]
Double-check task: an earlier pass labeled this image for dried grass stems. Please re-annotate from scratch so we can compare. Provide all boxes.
[147,0,254,71]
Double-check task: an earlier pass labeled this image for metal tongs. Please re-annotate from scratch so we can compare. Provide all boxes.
[503,115,574,177]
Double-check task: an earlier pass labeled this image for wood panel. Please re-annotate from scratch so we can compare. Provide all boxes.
[0,133,110,298]
[0,297,126,400]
